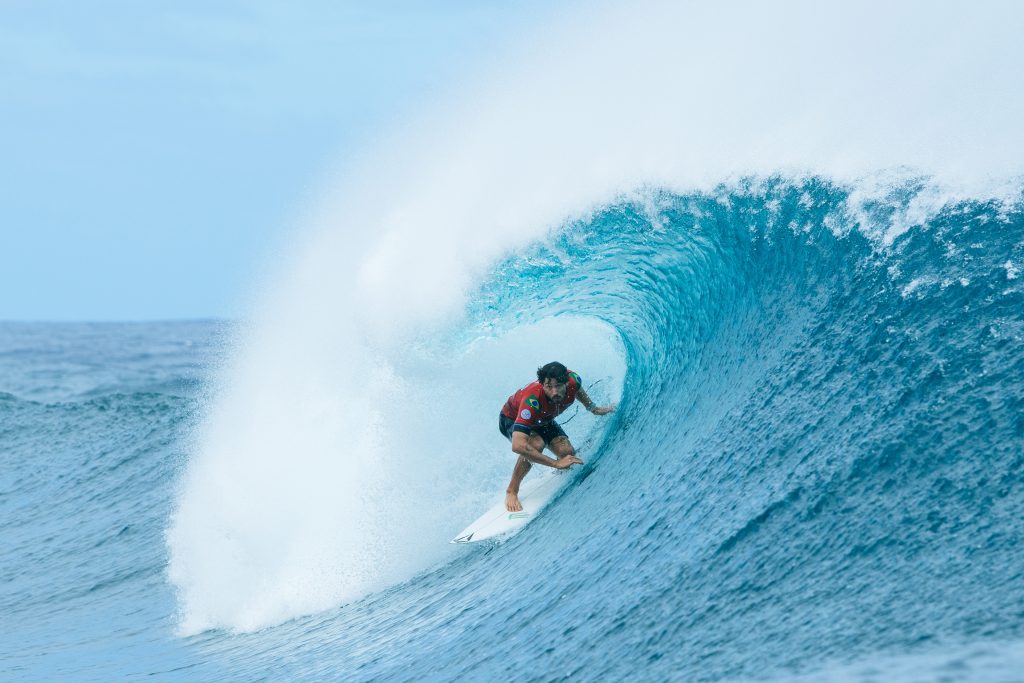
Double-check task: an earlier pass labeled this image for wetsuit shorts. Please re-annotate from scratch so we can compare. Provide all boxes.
[498,413,567,446]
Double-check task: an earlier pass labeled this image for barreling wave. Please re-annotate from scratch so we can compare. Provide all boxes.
[4,178,1021,681]
[412,175,1024,680]
[167,0,1024,651]
[164,174,1024,681]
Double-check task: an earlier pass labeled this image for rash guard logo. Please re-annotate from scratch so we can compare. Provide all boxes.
[521,409,532,420]
[525,396,541,410]
[569,371,581,386]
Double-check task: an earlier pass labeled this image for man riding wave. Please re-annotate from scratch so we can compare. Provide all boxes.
[499,361,616,512]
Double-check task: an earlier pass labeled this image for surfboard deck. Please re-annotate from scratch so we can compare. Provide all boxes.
[450,470,569,544]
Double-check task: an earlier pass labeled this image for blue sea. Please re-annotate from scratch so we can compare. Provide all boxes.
[2,177,1023,681]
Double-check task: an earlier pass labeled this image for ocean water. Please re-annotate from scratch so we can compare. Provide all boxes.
[3,178,1023,681]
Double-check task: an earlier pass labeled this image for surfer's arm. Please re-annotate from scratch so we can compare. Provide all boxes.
[576,388,616,416]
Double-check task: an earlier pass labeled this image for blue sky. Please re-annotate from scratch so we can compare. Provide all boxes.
[0,1,555,320]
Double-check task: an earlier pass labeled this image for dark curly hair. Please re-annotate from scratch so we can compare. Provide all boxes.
[537,361,569,383]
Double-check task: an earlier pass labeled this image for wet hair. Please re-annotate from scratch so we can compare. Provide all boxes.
[537,361,569,383]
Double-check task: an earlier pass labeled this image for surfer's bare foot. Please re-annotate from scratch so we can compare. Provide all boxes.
[505,491,523,512]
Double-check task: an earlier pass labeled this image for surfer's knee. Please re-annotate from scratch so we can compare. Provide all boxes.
[550,436,574,456]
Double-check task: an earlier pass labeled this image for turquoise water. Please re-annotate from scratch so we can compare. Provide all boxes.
[2,178,1024,681]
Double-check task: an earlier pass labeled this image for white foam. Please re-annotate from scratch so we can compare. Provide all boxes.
[167,316,624,634]
[168,0,1024,633]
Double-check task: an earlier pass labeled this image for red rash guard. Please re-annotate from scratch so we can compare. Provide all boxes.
[501,371,582,434]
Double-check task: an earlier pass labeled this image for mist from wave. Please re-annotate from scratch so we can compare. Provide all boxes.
[167,0,1024,641]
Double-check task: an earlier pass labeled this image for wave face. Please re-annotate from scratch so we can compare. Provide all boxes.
[7,179,1024,682]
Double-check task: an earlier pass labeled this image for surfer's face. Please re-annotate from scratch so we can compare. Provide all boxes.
[542,378,568,402]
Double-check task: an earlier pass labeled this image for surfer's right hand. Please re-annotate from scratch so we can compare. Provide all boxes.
[554,455,584,469]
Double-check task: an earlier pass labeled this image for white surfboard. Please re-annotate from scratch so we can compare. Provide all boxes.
[450,470,569,544]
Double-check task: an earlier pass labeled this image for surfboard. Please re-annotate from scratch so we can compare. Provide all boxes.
[450,470,569,544]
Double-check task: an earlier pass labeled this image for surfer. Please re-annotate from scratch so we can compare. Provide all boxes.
[499,362,616,512]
